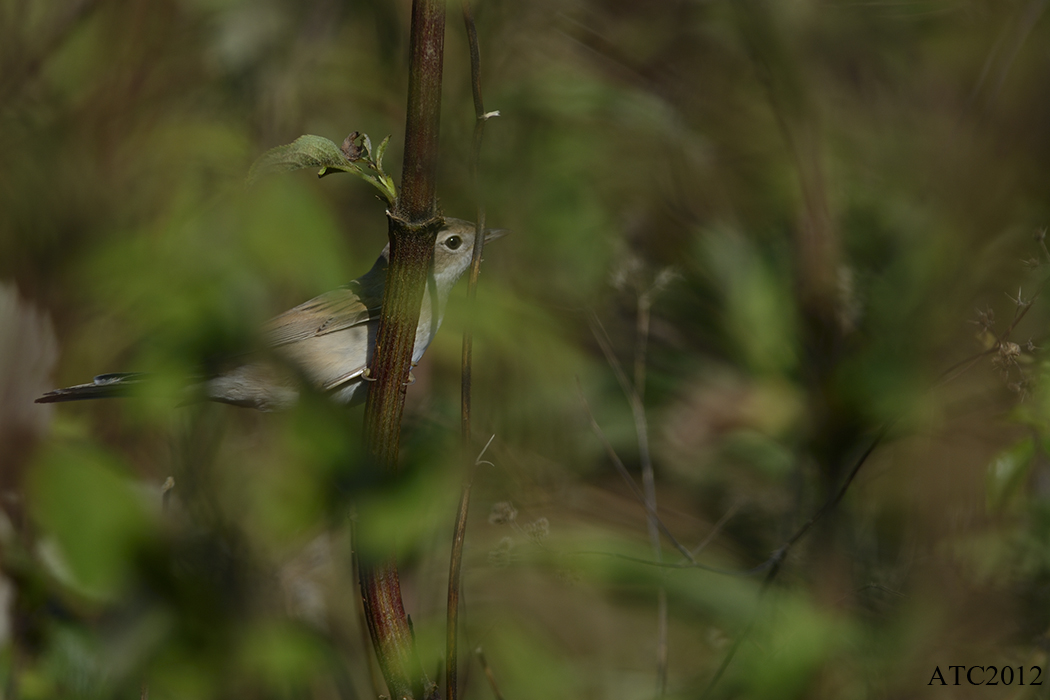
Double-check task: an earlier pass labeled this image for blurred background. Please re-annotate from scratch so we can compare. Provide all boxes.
[3,0,1050,698]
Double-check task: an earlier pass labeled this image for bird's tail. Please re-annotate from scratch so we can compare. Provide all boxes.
[35,373,148,404]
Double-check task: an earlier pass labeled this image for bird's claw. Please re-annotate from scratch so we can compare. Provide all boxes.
[361,368,413,385]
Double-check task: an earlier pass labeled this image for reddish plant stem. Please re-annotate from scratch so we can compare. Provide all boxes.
[359,560,431,700]
[363,215,443,471]
[399,0,447,222]
[358,0,447,698]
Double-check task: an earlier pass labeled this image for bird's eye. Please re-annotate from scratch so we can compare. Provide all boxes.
[445,235,463,250]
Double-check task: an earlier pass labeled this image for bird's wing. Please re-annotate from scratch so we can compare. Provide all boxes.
[264,282,382,347]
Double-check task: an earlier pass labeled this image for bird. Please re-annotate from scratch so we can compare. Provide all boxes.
[36,218,504,411]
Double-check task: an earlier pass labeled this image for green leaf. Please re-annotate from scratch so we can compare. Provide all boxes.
[247,133,397,205]
[375,135,390,165]
[246,135,353,186]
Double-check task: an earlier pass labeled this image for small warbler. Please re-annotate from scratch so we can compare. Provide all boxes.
[37,217,504,410]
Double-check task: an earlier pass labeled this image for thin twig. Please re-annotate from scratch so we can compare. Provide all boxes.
[699,424,890,698]
[578,387,888,579]
[576,394,888,698]
[933,347,998,388]
[575,423,886,696]
[633,290,666,695]
[590,290,667,693]
[689,501,743,558]
[475,647,505,700]
[451,5,494,700]
[589,313,633,399]
[573,550,770,576]
[460,0,491,447]
[447,435,495,700]
[575,405,887,694]
[934,273,1046,389]
[577,378,699,565]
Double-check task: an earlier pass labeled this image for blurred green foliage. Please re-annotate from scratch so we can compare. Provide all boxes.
[4,0,1050,698]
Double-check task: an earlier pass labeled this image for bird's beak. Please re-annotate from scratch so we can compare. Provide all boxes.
[484,228,509,242]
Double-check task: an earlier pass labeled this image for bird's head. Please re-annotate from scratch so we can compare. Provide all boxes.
[432,217,507,294]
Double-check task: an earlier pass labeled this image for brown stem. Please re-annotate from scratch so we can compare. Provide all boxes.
[398,0,447,222]
[364,214,444,469]
[359,0,447,698]
[359,560,434,700]
[359,217,442,700]
[451,4,491,700]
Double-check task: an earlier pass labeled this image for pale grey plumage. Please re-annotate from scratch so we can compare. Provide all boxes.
[37,218,501,411]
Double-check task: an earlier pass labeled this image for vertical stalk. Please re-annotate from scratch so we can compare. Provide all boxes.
[358,0,446,698]
[449,4,492,700]
[398,0,447,222]
[359,561,430,700]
